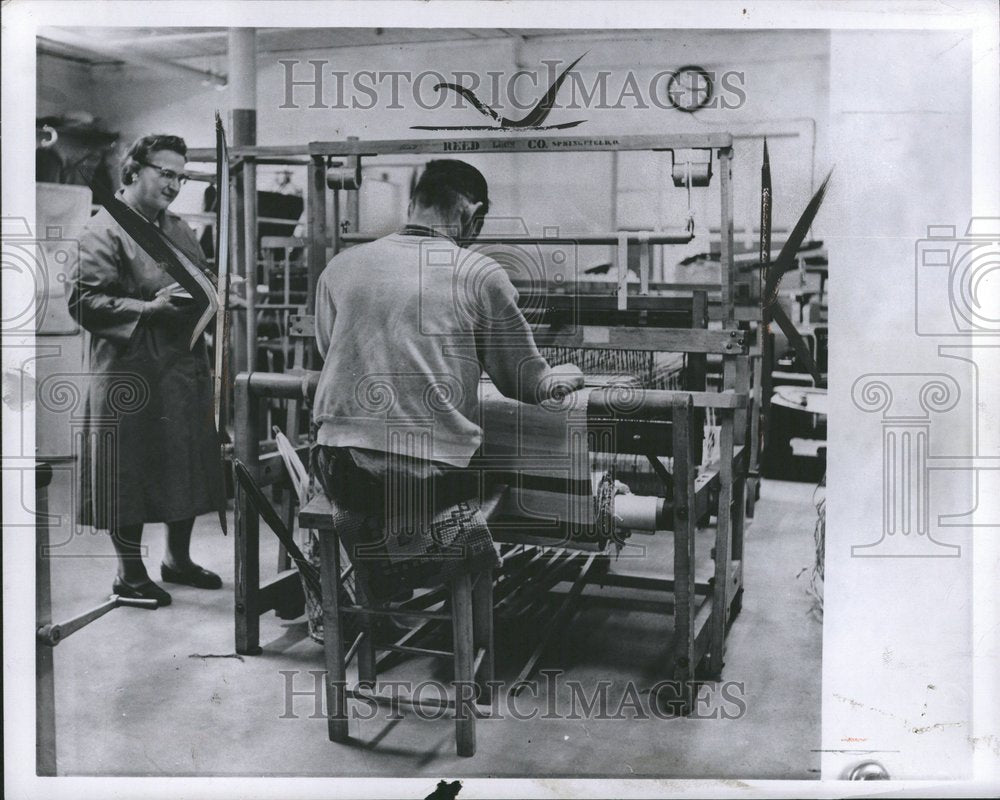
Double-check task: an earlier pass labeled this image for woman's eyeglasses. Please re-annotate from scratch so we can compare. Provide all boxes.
[141,161,190,185]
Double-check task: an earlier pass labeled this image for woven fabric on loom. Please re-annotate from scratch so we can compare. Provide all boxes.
[539,347,686,390]
[589,452,674,498]
[539,347,718,485]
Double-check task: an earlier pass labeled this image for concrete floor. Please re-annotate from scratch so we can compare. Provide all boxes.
[44,473,822,778]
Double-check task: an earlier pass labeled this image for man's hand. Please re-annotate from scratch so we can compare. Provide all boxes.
[537,363,585,403]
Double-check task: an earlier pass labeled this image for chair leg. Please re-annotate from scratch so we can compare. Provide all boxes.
[353,573,378,684]
[318,531,349,742]
[472,568,495,705]
[450,573,476,757]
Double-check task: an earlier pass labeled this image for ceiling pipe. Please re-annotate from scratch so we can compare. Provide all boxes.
[90,29,229,47]
[38,28,227,86]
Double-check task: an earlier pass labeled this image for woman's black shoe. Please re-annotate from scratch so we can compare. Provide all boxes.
[161,562,223,590]
[112,577,173,607]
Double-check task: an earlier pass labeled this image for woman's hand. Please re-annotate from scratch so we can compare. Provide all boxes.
[227,275,247,309]
[144,287,192,324]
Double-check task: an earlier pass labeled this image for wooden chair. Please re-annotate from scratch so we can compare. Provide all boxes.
[300,493,495,757]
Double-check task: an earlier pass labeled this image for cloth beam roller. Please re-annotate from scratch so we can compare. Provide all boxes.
[478,384,679,550]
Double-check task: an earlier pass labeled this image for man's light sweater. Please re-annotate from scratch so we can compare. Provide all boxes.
[314,233,548,468]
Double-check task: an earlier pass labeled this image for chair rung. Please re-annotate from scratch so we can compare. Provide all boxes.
[346,686,456,713]
[378,643,453,659]
[340,604,452,622]
[473,646,486,677]
[344,631,363,666]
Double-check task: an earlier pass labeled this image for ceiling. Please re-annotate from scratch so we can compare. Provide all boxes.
[37,27,620,65]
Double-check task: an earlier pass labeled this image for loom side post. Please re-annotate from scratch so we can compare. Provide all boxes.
[719,146,735,326]
[707,358,738,678]
[617,232,629,310]
[234,374,262,655]
[242,158,258,371]
[669,394,698,716]
[688,290,709,466]
[306,154,327,317]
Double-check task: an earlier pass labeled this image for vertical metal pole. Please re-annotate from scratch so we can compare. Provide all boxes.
[228,27,256,376]
[228,29,257,146]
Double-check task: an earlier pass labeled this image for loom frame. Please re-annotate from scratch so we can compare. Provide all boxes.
[225,132,755,713]
[187,134,769,502]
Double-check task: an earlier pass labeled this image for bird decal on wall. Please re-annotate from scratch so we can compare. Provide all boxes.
[411,53,588,130]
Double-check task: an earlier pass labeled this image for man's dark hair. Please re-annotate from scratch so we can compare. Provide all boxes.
[411,159,490,216]
[120,134,187,186]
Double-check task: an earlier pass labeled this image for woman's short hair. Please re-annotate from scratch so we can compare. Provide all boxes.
[120,134,187,186]
[411,159,490,217]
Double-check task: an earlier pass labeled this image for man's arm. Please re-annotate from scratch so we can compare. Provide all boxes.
[314,272,335,358]
[476,266,583,404]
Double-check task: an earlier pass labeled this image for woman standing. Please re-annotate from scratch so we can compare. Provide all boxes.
[69,133,225,606]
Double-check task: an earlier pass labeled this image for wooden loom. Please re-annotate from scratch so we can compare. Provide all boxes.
[186,133,770,489]
[222,132,756,711]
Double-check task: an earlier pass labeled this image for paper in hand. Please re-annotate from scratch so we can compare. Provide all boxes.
[88,179,219,350]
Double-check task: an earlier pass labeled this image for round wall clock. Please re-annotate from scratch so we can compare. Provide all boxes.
[666,65,714,113]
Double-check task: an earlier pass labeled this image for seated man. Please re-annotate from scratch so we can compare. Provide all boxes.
[312,159,582,599]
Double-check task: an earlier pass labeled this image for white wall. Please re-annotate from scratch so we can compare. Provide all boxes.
[52,29,830,274]
[37,50,95,119]
[824,28,974,780]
